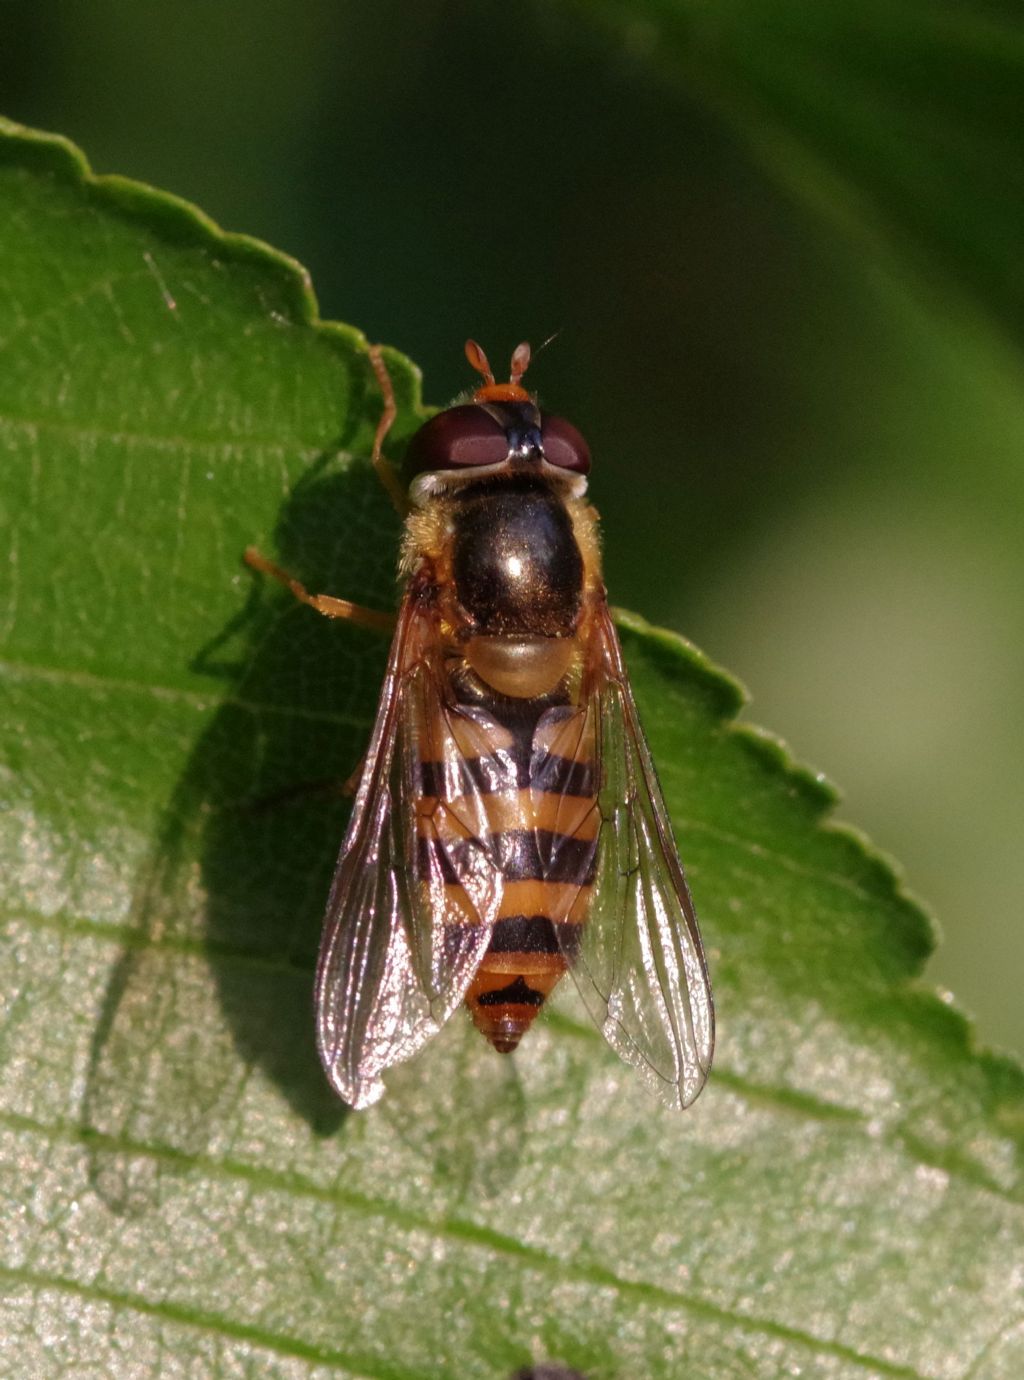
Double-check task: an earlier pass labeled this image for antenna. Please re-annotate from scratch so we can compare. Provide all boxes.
[509,341,531,386]
[466,338,533,403]
[464,339,495,387]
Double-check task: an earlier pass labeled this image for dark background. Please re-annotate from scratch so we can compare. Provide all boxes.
[5,0,1022,1055]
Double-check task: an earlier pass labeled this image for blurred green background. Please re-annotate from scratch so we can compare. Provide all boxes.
[4,0,1022,1056]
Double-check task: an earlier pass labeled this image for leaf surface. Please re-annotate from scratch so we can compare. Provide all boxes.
[1,119,1022,1380]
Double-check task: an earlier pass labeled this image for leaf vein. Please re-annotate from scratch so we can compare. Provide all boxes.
[0,1263,419,1380]
[0,410,343,459]
[677,816,907,912]
[4,907,1021,1206]
[0,1107,1007,1374]
[0,656,370,726]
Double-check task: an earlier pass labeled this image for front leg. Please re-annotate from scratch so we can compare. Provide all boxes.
[367,344,410,517]
[243,547,396,634]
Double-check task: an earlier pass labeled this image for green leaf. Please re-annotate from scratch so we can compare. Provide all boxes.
[1,117,1022,1379]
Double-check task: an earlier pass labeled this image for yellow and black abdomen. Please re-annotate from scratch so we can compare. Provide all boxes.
[418,687,598,1053]
[468,698,597,1052]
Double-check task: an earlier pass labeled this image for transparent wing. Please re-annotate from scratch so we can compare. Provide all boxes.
[558,602,715,1109]
[315,593,507,1109]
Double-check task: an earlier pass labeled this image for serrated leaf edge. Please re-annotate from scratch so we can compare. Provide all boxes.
[0,115,426,418]
[613,607,1024,1176]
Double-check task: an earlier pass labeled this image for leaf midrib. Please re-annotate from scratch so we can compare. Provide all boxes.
[9,908,1020,1207]
[0,1109,936,1380]
[0,656,372,726]
[0,1262,412,1380]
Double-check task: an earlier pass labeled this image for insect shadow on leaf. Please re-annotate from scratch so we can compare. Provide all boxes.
[80,397,530,1211]
[378,1011,528,1203]
[80,429,401,1211]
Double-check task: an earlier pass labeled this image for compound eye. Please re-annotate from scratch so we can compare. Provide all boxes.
[404,405,509,474]
[540,414,591,474]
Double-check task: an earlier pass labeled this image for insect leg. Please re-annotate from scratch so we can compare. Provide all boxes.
[340,752,367,797]
[241,775,356,813]
[367,344,410,516]
[243,547,397,633]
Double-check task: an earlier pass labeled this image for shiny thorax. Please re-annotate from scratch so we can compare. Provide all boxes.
[452,473,584,638]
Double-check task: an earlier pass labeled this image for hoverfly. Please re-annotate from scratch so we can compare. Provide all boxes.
[245,340,714,1110]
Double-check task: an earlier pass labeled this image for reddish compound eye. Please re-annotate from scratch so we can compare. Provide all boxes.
[405,406,509,475]
[540,415,591,474]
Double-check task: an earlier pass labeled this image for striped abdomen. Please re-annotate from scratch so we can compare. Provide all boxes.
[417,677,598,1053]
